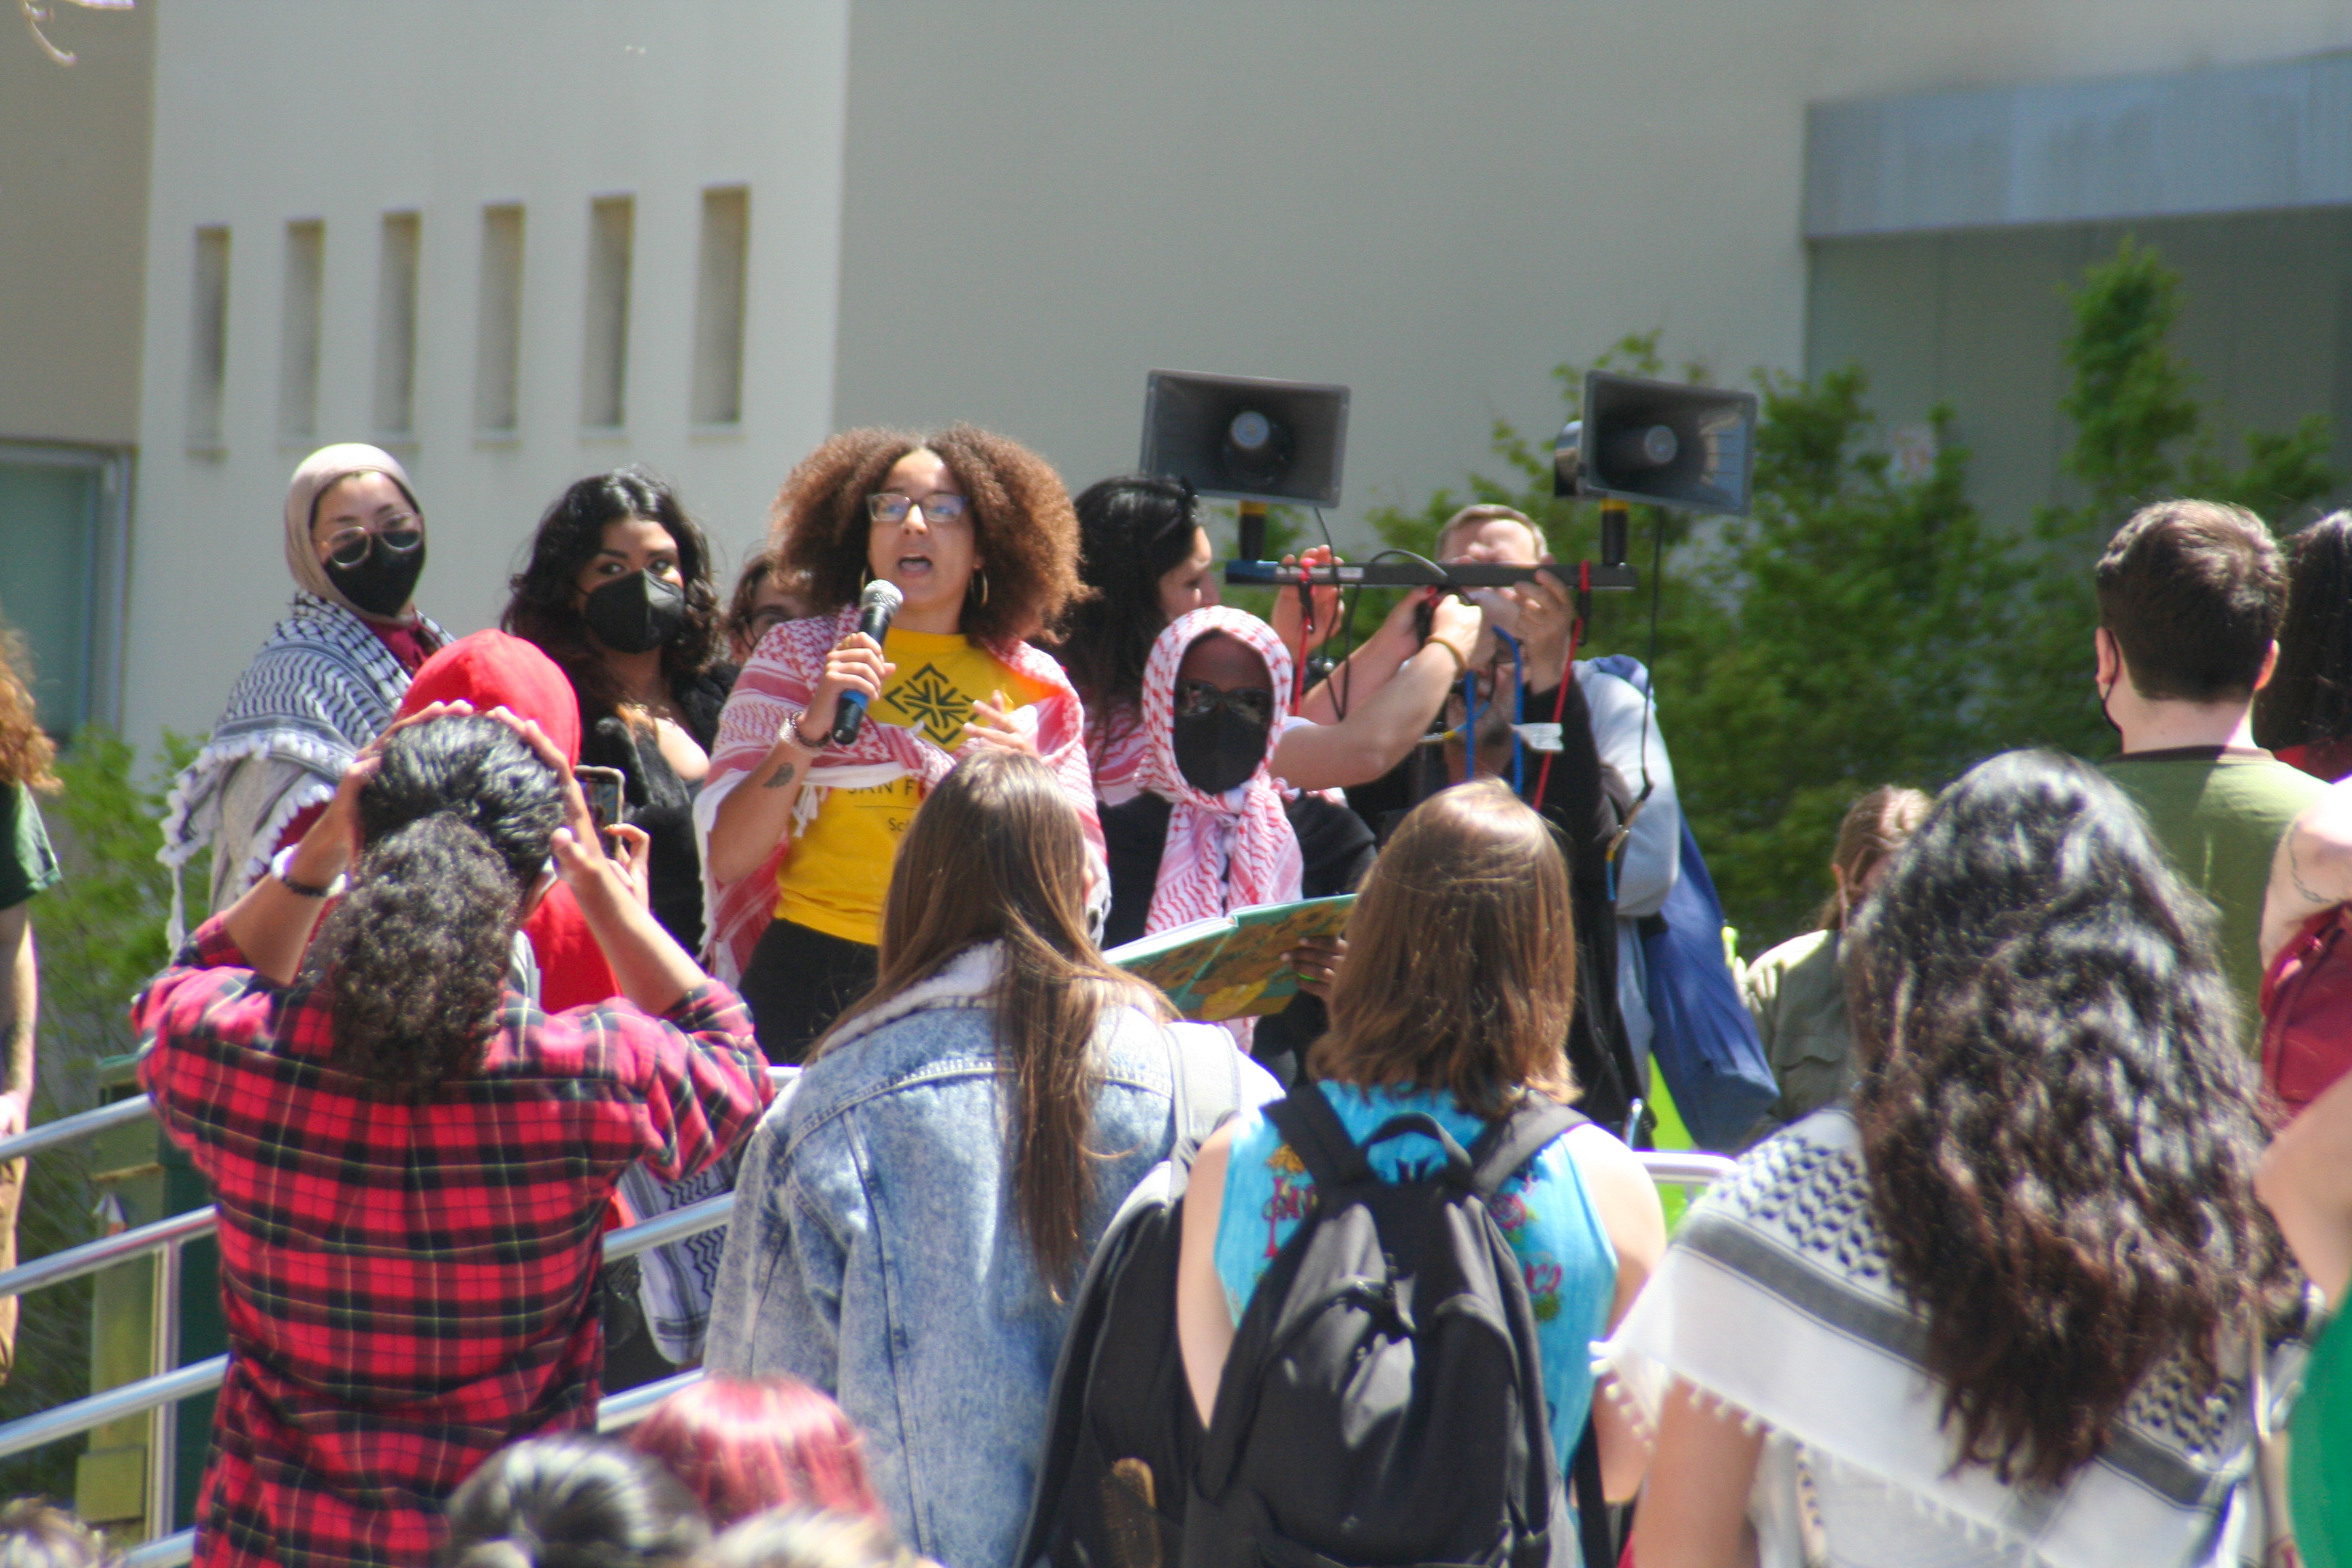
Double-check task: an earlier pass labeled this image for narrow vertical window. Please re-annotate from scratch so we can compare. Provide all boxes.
[581,195,634,429]
[278,220,325,441]
[691,186,750,425]
[475,203,525,434]
[187,226,231,448]
[374,212,421,438]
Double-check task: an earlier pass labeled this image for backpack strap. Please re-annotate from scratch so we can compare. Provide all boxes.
[1264,1078,1376,1188]
[1465,1100,1588,1201]
[1167,1020,1244,1147]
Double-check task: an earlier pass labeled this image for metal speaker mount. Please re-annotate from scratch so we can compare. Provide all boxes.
[1141,370,1350,507]
[1552,370,1758,516]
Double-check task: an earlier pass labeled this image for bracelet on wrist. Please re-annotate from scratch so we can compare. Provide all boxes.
[271,844,344,900]
[781,716,829,752]
[1426,638,1469,681]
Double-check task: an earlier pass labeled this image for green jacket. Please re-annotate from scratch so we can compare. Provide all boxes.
[1742,927,1854,1132]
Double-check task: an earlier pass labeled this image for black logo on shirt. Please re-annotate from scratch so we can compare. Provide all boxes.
[881,664,972,745]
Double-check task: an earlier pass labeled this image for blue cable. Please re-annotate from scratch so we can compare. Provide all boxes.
[1492,625,1526,794]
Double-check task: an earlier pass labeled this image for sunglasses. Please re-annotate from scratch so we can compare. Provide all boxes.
[321,519,423,570]
[1174,679,1275,728]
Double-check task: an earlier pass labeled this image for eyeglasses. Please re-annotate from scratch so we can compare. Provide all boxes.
[867,491,970,525]
[321,517,423,570]
[1174,679,1275,728]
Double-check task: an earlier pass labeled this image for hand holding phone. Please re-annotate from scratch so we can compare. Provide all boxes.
[576,766,627,836]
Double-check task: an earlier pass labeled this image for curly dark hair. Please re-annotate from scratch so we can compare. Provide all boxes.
[2257,509,2352,752]
[308,717,561,1100]
[1846,749,2299,1488]
[770,425,1083,644]
[0,625,57,791]
[503,468,722,723]
[1052,475,1200,719]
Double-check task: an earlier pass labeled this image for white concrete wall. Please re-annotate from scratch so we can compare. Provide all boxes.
[828,1,2352,542]
[125,0,850,743]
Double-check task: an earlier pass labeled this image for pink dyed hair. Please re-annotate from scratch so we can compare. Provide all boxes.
[627,1377,885,1530]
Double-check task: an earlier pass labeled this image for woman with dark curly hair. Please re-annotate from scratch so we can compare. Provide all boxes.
[504,468,734,952]
[1615,750,2306,1568]
[2257,509,2352,782]
[700,425,1098,1063]
[134,710,770,1568]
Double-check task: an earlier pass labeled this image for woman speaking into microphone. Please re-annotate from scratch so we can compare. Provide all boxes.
[701,426,1098,1064]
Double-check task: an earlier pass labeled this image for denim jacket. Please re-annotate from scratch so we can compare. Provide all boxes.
[706,944,1279,1568]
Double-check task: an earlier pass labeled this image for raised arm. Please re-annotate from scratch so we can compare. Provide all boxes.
[1273,595,1481,792]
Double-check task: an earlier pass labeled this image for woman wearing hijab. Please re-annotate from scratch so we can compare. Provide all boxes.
[1100,607,1377,1078]
[161,444,447,942]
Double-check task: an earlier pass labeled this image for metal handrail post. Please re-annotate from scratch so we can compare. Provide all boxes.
[146,1237,182,1541]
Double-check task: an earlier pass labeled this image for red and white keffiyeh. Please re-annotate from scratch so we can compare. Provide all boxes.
[1088,698,1151,806]
[693,606,1102,982]
[1137,608,1305,936]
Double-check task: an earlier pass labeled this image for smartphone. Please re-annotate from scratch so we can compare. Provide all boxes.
[576,766,627,835]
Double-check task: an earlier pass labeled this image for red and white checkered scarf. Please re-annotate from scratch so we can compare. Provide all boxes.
[1137,608,1305,935]
[696,606,1100,981]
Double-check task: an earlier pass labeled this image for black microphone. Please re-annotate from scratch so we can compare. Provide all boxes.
[831,579,904,745]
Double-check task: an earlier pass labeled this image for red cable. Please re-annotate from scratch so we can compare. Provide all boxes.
[1531,561,1588,814]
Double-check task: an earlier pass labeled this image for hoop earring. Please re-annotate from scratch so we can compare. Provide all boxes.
[971,566,989,606]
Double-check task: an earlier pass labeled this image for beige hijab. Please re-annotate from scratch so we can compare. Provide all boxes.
[282,443,423,622]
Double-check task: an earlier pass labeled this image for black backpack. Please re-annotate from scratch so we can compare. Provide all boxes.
[1181,1081,1586,1568]
[1015,1024,1249,1568]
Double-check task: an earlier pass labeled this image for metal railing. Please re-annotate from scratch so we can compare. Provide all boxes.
[0,1085,1733,1561]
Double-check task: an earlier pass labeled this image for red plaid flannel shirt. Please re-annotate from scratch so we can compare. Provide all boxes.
[135,915,772,1568]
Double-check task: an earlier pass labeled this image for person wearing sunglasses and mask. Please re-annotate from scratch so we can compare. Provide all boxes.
[162,444,450,937]
[1099,607,1383,1083]
[702,425,1098,1065]
[505,469,734,956]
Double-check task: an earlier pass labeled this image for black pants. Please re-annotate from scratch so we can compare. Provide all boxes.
[740,917,879,1066]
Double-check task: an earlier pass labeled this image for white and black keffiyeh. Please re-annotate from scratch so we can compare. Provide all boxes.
[160,592,448,943]
[1598,1107,2306,1568]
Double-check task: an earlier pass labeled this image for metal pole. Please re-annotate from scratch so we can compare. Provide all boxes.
[146,1238,181,1541]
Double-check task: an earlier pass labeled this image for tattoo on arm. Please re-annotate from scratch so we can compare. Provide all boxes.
[763,763,798,791]
[2289,834,2342,907]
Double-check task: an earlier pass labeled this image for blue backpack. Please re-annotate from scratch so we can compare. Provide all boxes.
[1588,656,1778,1149]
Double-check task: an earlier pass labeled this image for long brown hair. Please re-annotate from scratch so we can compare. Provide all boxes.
[1311,781,1575,1118]
[0,627,57,792]
[1814,784,1931,930]
[826,750,1166,1279]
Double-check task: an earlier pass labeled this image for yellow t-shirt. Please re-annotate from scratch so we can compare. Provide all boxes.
[774,627,1053,945]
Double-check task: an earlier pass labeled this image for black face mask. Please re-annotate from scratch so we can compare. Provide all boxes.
[1173,708,1271,796]
[325,542,426,619]
[584,570,687,654]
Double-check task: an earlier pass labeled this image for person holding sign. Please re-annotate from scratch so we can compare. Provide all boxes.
[1100,608,1376,1078]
